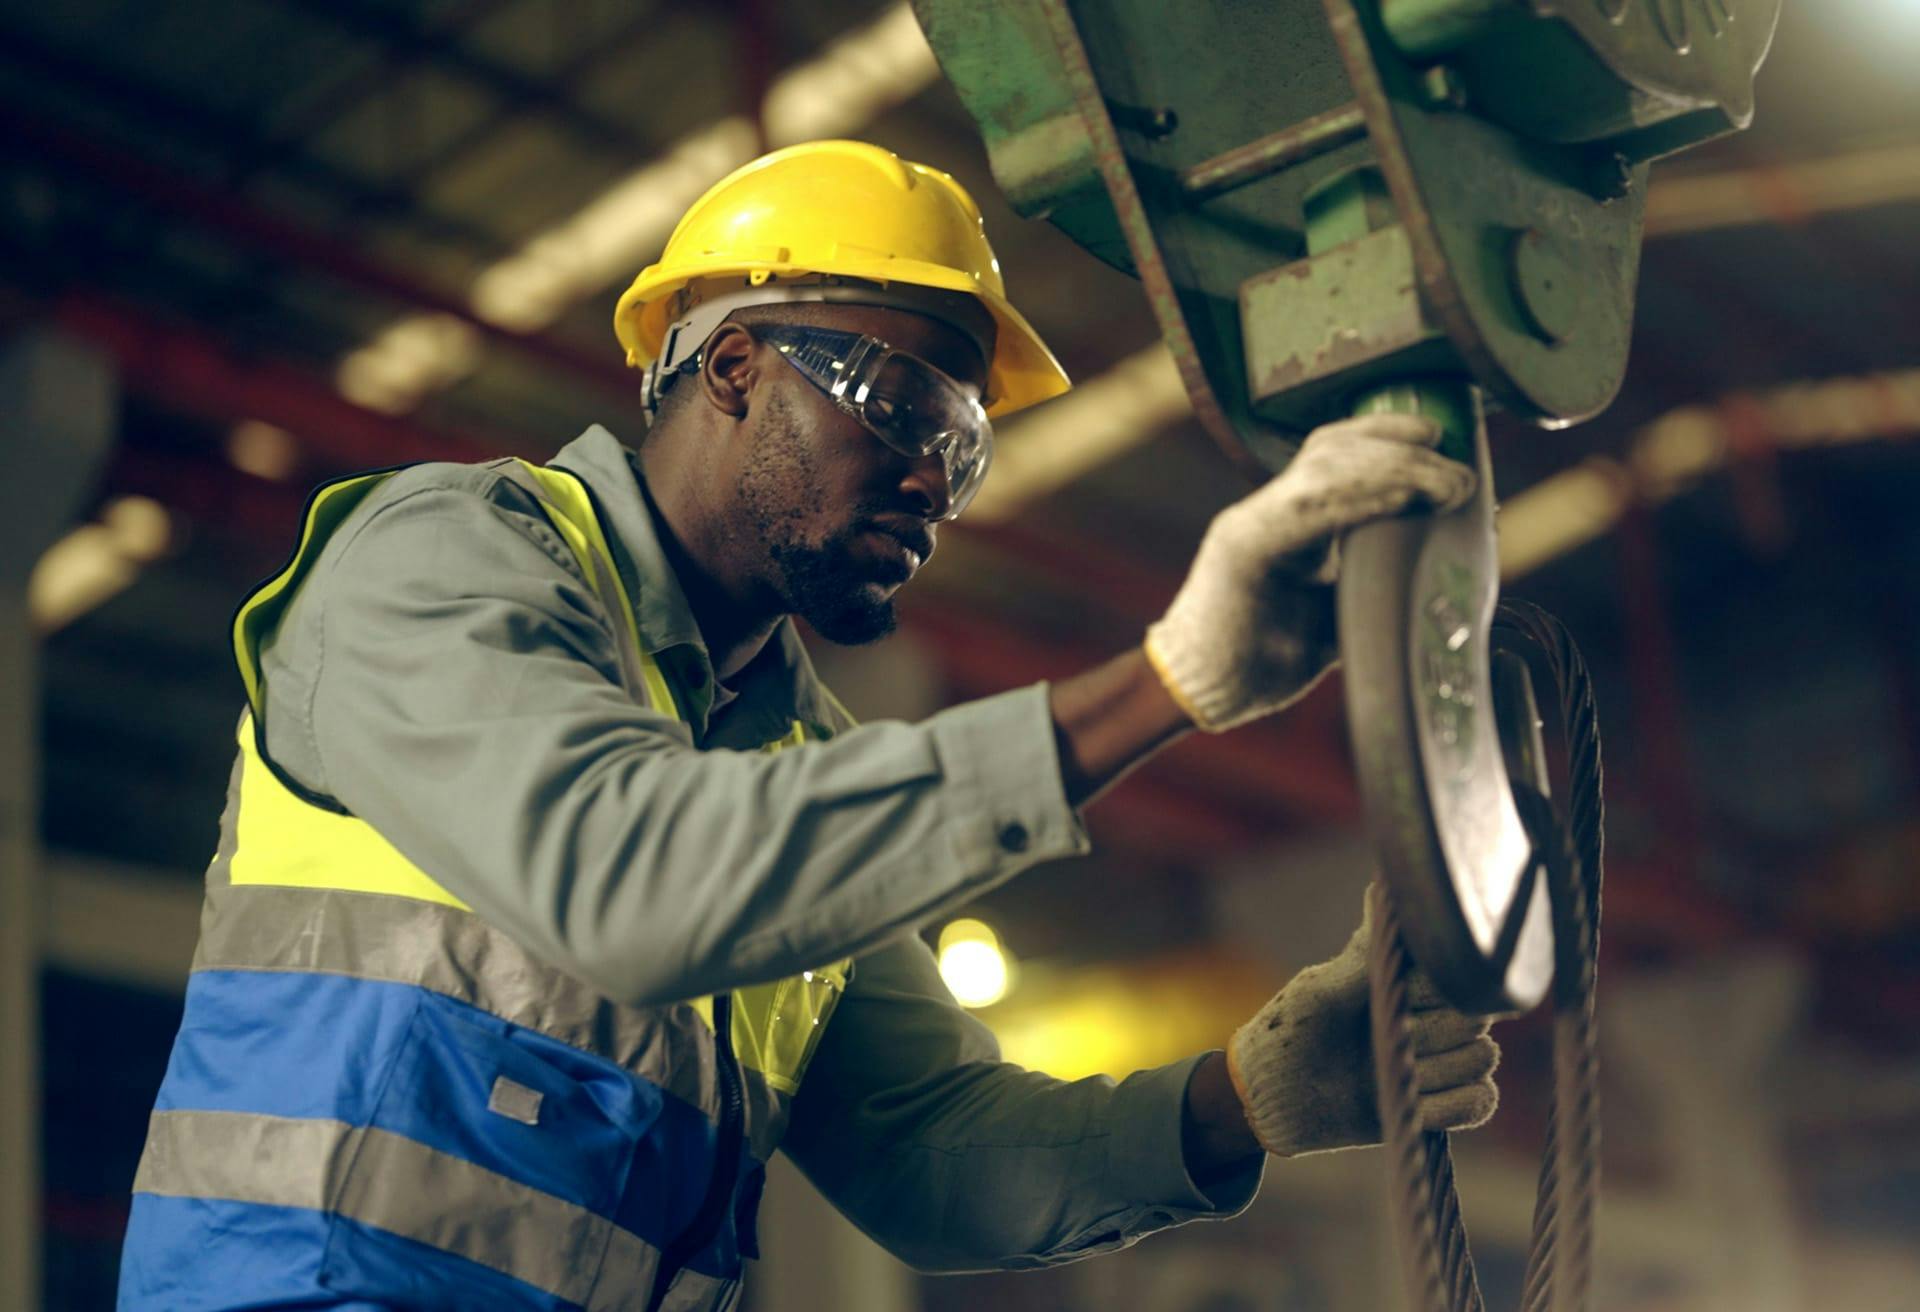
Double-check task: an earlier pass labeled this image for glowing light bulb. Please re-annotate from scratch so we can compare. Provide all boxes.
[937,919,1012,1008]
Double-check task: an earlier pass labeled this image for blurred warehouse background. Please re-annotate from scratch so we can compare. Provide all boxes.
[3,1,1919,1309]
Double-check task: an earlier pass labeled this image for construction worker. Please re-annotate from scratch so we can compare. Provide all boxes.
[119,141,1498,1312]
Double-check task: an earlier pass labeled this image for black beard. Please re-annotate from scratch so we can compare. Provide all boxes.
[739,388,902,646]
[769,535,899,645]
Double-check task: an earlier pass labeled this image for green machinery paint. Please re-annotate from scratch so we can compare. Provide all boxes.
[911,0,1779,1010]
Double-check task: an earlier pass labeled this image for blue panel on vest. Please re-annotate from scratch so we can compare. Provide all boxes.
[118,1195,332,1311]
[375,990,707,1230]
[676,1151,766,1280]
[155,971,421,1122]
[154,970,724,1254]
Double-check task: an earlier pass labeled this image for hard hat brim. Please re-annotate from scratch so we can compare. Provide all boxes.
[615,257,1071,420]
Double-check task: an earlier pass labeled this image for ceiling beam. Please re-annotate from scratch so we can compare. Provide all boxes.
[54,290,519,469]
[228,0,522,189]
[8,108,637,400]
[273,0,665,165]
[0,23,500,258]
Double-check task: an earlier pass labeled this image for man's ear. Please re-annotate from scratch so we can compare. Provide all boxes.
[698,323,756,419]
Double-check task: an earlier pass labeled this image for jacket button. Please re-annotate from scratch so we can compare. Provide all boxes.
[997,822,1030,853]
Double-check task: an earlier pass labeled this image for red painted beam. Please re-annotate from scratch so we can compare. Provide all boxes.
[56,291,524,469]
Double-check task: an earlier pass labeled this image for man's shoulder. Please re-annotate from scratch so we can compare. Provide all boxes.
[328,457,564,548]
[360,456,526,510]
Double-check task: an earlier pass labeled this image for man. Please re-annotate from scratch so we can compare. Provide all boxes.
[120,140,1496,1311]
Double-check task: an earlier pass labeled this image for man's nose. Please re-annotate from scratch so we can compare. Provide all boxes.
[900,451,953,521]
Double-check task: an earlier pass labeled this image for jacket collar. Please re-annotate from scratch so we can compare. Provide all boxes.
[549,426,851,744]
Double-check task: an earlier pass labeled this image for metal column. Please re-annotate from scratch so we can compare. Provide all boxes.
[0,330,116,1311]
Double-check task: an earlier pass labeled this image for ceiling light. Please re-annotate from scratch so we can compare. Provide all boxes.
[227,419,301,481]
[29,497,174,634]
[938,918,1013,1008]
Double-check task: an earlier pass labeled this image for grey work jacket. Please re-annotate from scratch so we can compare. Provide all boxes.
[254,425,1261,1277]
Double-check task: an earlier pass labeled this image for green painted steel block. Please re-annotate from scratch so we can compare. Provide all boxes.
[908,0,1128,270]
[1241,223,1455,435]
[911,0,1779,465]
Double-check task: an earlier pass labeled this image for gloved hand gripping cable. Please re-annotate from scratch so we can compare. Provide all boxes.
[1145,411,1477,733]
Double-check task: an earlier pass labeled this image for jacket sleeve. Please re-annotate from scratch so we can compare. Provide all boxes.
[256,475,1088,1006]
[780,936,1262,1273]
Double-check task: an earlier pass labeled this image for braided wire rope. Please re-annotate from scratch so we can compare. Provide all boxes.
[1367,600,1605,1312]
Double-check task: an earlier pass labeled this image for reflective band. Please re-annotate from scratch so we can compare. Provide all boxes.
[597,1226,667,1312]
[656,1267,742,1312]
[136,1109,638,1308]
[135,1109,343,1213]
[192,882,722,1114]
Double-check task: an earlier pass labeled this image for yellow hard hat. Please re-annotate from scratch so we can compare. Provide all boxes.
[613,140,1070,419]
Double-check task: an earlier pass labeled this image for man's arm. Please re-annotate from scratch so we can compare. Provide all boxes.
[265,469,1090,1009]
[1049,647,1192,807]
[1050,411,1476,800]
[781,906,1499,1275]
[263,414,1470,1012]
[1183,1050,1263,1175]
[780,936,1262,1273]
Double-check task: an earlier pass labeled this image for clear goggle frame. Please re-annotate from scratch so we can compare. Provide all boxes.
[754,323,993,520]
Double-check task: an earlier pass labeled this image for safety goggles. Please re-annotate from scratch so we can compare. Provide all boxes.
[755,323,993,520]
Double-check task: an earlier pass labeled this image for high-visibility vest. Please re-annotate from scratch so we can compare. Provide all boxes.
[120,458,851,1312]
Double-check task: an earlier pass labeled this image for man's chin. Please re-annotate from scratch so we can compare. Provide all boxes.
[774,542,904,645]
[803,590,898,645]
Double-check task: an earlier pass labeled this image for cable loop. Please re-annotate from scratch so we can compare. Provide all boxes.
[1369,600,1604,1312]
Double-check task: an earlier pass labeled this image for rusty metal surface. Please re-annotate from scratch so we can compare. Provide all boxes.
[1240,223,1454,430]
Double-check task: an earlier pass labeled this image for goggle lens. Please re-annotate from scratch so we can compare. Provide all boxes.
[862,354,992,516]
[761,324,993,519]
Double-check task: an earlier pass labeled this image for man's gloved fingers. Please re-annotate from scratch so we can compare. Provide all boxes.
[1321,442,1477,522]
[1391,445,1478,513]
[1306,412,1445,450]
[1416,1077,1499,1134]
[1409,1008,1491,1056]
[1413,1035,1500,1093]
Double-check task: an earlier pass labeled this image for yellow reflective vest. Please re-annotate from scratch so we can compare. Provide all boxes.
[121,458,849,1312]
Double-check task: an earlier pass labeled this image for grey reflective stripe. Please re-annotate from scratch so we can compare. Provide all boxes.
[191,881,721,1115]
[137,1108,667,1307]
[594,1226,668,1312]
[341,1123,614,1305]
[656,1267,743,1312]
[493,461,654,709]
[133,1108,347,1212]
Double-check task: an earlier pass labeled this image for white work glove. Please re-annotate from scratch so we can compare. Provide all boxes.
[1145,412,1475,731]
[1227,891,1500,1158]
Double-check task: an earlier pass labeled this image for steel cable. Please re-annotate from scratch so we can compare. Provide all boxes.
[1367,600,1604,1312]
